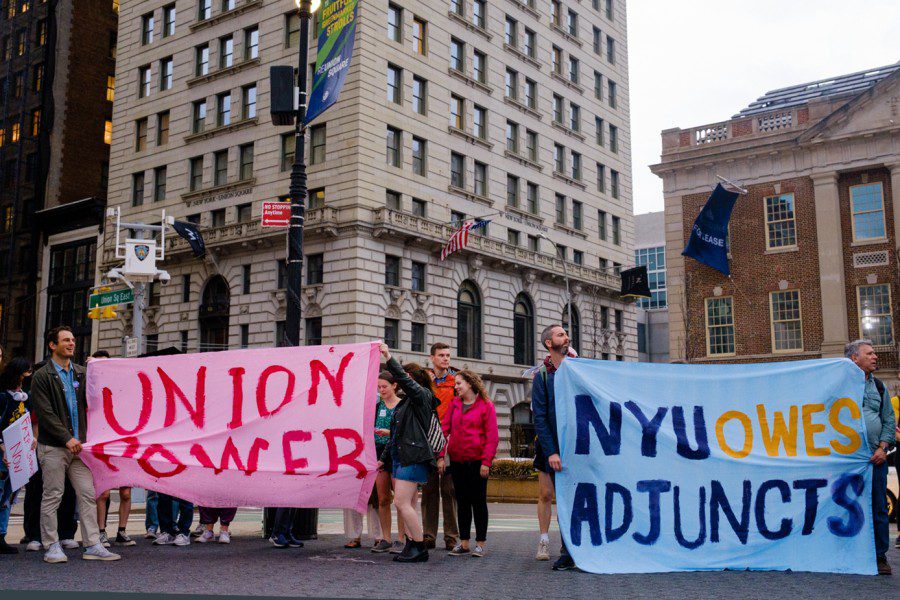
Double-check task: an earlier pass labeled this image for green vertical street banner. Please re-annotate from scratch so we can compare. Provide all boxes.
[305,0,359,124]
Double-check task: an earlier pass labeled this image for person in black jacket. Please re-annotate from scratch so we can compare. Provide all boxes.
[377,343,438,563]
[0,357,35,554]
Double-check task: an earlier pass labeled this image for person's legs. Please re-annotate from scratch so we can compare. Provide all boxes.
[872,461,890,559]
[366,504,382,541]
[271,507,295,539]
[440,471,459,548]
[537,471,553,536]
[449,462,473,548]
[97,490,110,532]
[176,500,194,535]
[156,493,176,536]
[375,471,393,542]
[343,509,363,541]
[145,491,159,533]
[393,480,423,542]
[58,477,78,541]
[198,506,216,531]
[22,468,43,542]
[67,456,102,548]
[38,444,68,547]
[420,469,439,544]
[472,464,489,546]
[117,487,132,530]
[218,508,237,530]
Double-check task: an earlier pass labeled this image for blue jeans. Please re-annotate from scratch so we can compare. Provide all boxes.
[272,507,295,538]
[0,463,13,536]
[145,490,159,531]
[872,461,890,558]
[157,493,193,536]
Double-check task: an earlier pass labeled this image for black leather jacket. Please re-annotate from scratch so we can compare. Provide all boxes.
[379,357,439,467]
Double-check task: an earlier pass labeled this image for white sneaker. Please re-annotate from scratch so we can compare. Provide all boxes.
[190,523,206,538]
[197,530,215,543]
[83,543,121,561]
[173,533,191,546]
[60,538,80,550]
[43,542,67,563]
[98,532,111,548]
[217,531,231,544]
[471,544,485,557]
[153,532,175,545]
[536,539,550,561]
[26,540,42,552]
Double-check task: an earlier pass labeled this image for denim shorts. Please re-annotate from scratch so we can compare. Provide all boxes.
[390,447,430,484]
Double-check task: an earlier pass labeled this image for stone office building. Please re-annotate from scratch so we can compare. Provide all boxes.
[652,64,900,386]
[98,0,635,454]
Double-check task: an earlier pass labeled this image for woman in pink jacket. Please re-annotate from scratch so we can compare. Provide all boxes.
[437,369,498,557]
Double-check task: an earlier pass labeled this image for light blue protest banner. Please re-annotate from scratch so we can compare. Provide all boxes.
[554,358,875,574]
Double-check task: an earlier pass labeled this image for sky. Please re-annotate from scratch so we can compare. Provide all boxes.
[627,0,900,215]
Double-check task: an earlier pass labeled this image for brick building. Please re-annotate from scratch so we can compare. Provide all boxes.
[0,0,117,361]
[651,64,900,386]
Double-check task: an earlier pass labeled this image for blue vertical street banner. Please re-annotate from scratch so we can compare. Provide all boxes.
[554,358,876,574]
[682,183,739,275]
[305,0,359,125]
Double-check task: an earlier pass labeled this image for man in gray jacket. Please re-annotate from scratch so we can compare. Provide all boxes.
[31,326,120,563]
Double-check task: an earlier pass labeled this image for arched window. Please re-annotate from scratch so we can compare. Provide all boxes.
[510,402,535,458]
[562,303,580,355]
[513,293,534,365]
[457,280,482,359]
[199,275,230,352]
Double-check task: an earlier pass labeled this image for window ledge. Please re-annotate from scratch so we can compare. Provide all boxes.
[187,57,260,87]
[506,0,540,19]
[763,246,799,255]
[447,11,493,41]
[448,126,493,149]
[448,68,493,95]
[504,205,544,223]
[503,43,542,70]
[550,23,583,47]
[190,0,262,31]
[504,96,542,120]
[554,223,588,239]
[550,71,584,94]
[448,185,493,207]
[552,171,587,190]
[184,117,257,144]
[504,149,543,171]
[181,178,256,205]
[851,238,889,247]
[551,120,586,142]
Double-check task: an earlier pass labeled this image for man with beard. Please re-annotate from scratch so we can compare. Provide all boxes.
[532,324,575,571]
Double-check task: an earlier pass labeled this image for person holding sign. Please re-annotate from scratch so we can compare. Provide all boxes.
[31,326,121,563]
[439,370,498,558]
[0,357,35,554]
[845,340,897,576]
[377,344,439,563]
[532,324,576,571]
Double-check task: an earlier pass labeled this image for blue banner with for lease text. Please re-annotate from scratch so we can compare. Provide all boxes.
[554,358,876,574]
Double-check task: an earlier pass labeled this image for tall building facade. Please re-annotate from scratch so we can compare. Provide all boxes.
[99,0,634,455]
[634,210,667,362]
[652,65,900,385]
[0,0,117,361]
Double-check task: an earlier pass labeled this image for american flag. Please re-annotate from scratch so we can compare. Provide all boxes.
[440,219,490,261]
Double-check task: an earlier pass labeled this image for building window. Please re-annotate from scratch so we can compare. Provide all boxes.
[505,68,518,100]
[605,0,614,19]
[387,64,402,104]
[567,9,578,36]
[309,124,326,164]
[705,297,735,356]
[214,150,228,186]
[157,111,170,145]
[196,44,210,76]
[307,253,324,285]
[384,319,400,349]
[572,201,583,230]
[181,274,191,302]
[513,293,534,365]
[450,152,465,188]
[141,12,154,45]
[526,182,539,214]
[473,50,486,83]
[598,210,607,241]
[153,166,166,202]
[457,280,482,359]
[635,246,667,309]
[607,36,616,64]
[138,65,151,98]
[850,182,886,241]
[451,94,465,130]
[553,143,565,173]
[555,194,566,225]
[277,260,288,289]
[473,105,486,139]
[770,290,802,352]
[413,16,427,54]
[612,215,621,245]
[571,152,582,180]
[611,170,620,198]
[524,78,537,110]
[385,255,401,286]
[553,94,563,124]
[507,174,519,207]
[189,156,203,190]
[597,163,606,193]
[608,80,617,108]
[132,172,145,206]
[609,124,618,153]
[239,143,253,180]
[411,261,426,292]
[162,4,176,37]
[450,0,463,16]
[216,92,231,126]
[31,64,43,93]
[524,28,536,58]
[281,133,295,171]
[412,198,426,216]
[764,193,797,249]
[305,317,322,346]
[472,0,486,29]
[858,284,893,346]
[386,189,401,210]
[508,229,520,246]
[569,103,581,132]
[412,76,426,115]
[525,130,538,163]
[211,208,226,226]
[505,16,517,47]
[244,26,258,60]
[219,35,233,68]
[135,118,148,151]
[562,305,580,355]
[242,84,257,120]
[386,126,401,167]
[308,188,325,209]
[573,250,583,265]
[474,161,487,197]
[158,57,173,91]
[105,75,115,101]
[412,136,426,176]
[450,37,464,72]
[568,56,579,84]
[198,0,211,20]
[387,3,402,41]
[411,322,426,352]
[506,120,519,153]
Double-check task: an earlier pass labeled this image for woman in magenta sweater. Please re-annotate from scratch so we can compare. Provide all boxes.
[438,369,498,557]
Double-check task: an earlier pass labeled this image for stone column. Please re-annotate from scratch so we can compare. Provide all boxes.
[812,172,849,356]
[889,162,900,251]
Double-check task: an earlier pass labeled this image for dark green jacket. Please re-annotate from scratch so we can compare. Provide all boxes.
[379,357,439,467]
[30,360,87,447]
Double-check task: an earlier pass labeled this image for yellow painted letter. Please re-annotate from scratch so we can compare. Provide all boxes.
[829,397,862,455]
[756,404,798,457]
[715,411,753,459]
[801,403,829,457]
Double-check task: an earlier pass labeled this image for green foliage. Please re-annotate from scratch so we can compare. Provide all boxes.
[489,459,538,480]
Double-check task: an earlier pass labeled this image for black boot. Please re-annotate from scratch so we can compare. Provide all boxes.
[0,536,18,555]
[395,540,429,563]
[392,538,413,562]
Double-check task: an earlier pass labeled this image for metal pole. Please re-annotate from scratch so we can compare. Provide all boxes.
[133,282,144,356]
[284,1,311,347]
[540,233,573,330]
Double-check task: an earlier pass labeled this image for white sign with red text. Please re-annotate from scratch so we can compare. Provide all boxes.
[2,412,38,492]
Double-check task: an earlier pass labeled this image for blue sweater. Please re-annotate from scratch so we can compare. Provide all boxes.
[531,364,559,458]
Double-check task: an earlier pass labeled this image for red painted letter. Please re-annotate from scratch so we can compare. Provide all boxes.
[159,366,206,428]
[309,352,354,407]
[282,429,312,475]
[320,428,366,479]
[137,444,187,478]
[89,436,140,471]
[227,367,246,430]
[103,372,154,435]
[256,365,295,418]
[190,437,270,476]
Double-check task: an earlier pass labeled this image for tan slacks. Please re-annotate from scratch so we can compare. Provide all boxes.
[421,468,459,545]
[38,443,101,548]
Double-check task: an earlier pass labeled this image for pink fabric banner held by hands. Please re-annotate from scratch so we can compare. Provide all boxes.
[80,342,381,512]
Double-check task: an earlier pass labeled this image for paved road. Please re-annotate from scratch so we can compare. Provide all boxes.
[2,506,898,600]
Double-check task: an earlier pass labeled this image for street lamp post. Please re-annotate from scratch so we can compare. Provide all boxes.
[539,233,572,330]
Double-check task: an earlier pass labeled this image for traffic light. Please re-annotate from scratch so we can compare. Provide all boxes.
[88,307,101,320]
[101,306,117,319]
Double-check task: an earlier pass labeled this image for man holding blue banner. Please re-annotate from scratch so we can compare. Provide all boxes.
[846,340,896,575]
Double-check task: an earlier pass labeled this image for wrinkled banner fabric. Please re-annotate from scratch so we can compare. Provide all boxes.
[554,358,875,574]
[81,342,380,513]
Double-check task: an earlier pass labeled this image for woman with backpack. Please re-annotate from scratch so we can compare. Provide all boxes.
[377,343,439,563]
[438,369,498,558]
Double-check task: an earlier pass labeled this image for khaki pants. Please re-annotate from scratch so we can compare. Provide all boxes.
[421,469,458,546]
[38,443,101,548]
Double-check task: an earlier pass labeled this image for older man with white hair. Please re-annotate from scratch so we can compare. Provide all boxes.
[845,339,896,576]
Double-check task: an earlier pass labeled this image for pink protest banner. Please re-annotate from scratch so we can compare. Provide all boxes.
[80,341,381,512]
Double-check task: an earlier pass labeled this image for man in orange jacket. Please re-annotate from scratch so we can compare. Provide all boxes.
[422,342,459,550]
